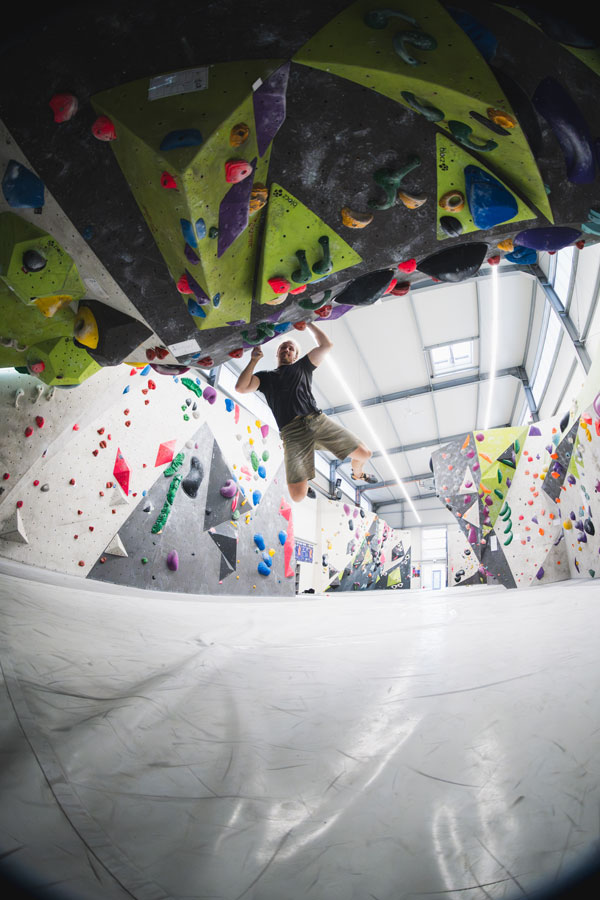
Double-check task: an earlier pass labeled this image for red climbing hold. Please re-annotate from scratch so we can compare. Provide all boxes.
[69,478,76,485]
[314,305,332,318]
[148,380,156,390]
[293,321,307,330]
[30,361,45,374]
[92,115,117,141]
[390,282,410,296]
[487,255,501,265]
[576,240,586,249]
[160,171,178,189]
[268,276,291,294]
[155,440,176,467]
[16,500,23,509]
[289,285,307,295]
[35,415,44,428]
[225,160,253,183]
[49,93,78,123]
[155,346,169,360]
[113,448,130,496]
[198,356,214,368]
[383,278,397,294]
[229,348,244,358]
[24,426,33,437]
[146,348,156,361]
[397,259,417,273]
[177,274,193,294]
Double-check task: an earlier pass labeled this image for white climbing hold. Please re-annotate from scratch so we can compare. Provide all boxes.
[32,384,44,403]
[45,387,55,401]
[14,389,24,408]
[104,533,128,557]
[0,509,28,543]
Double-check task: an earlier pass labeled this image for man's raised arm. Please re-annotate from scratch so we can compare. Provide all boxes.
[235,346,263,393]
[307,322,333,367]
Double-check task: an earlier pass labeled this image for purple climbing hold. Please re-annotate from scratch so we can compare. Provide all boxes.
[593,392,600,418]
[532,77,596,184]
[529,425,542,436]
[167,550,179,571]
[567,474,576,485]
[184,243,200,265]
[252,62,290,157]
[514,227,581,252]
[220,479,237,498]
[203,385,217,404]
[327,304,353,321]
[468,525,478,544]
[475,433,484,441]
[343,503,350,515]
[184,269,211,303]
[217,157,257,258]
[535,566,544,580]
[532,515,539,524]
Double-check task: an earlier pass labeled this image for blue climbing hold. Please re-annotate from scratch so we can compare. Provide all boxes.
[160,129,203,151]
[254,533,266,551]
[180,218,197,248]
[262,552,272,566]
[187,298,207,317]
[2,160,45,209]
[195,218,206,240]
[464,166,518,230]
[258,561,271,577]
[225,398,234,412]
[257,465,266,479]
[505,246,537,265]
[252,490,262,505]
[122,385,130,394]
[140,364,151,376]
[213,293,221,307]
[278,530,287,545]
[273,322,292,334]
[446,7,498,61]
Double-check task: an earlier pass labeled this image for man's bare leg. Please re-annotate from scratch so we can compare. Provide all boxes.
[288,479,309,503]
[349,443,373,479]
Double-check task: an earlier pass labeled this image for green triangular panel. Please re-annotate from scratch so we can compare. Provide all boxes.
[294,0,552,221]
[387,565,402,587]
[92,60,285,329]
[475,427,527,476]
[435,133,536,239]
[256,184,362,303]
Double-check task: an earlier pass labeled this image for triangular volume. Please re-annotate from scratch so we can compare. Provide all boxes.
[293,0,551,221]
[458,466,476,494]
[256,183,362,303]
[0,508,28,544]
[462,497,480,528]
[475,427,527,477]
[203,438,238,532]
[435,134,536,239]
[155,440,177,467]
[104,533,128,557]
[542,419,579,502]
[208,528,238,573]
[109,484,130,507]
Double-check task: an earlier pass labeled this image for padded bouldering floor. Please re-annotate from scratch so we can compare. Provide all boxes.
[1,558,600,900]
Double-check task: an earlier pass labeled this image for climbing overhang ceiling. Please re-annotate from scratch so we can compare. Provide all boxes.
[1,0,599,521]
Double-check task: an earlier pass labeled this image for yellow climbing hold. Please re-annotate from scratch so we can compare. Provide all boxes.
[498,238,514,252]
[35,294,73,318]
[564,520,572,530]
[487,108,517,128]
[341,206,374,228]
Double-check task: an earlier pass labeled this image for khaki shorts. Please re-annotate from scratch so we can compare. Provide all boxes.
[280,412,360,484]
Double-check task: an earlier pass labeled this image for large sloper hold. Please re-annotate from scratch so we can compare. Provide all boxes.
[417,242,487,282]
[294,0,551,221]
[73,299,153,366]
[92,60,284,330]
[332,268,394,306]
[252,61,291,157]
[435,135,536,239]
[0,211,86,309]
[256,183,362,304]
[532,77,596,184]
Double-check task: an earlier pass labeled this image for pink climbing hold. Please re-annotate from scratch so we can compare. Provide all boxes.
[225,160,253,183]
[279,497,292,522]
[234,404,240,424]
[155,440,176,467]
[92,116,117,141]
[593,392,600,418]
[397,258,416,273]
[475,433,484,441]
[113,448,130,496]
[260,424,269,438]
[167,550,179,571]
[50,93,78,123]
[343,503,350,515]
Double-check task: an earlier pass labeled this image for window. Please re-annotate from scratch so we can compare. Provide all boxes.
[531,311,561,407]
[429,340,474,377]
[421,527,447,562]
[553,246,575,305]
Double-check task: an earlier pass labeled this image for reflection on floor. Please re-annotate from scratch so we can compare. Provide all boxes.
[1,562,600,900]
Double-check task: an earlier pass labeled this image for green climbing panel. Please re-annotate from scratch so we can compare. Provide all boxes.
[387,566,402,587]
[0,212,86,306]
[435,134,536,239]
[26,336,101,386]
[294,0,552,222]
[475,427,527,479]
[256,184,362,303]
[0,283,77,370]
[497,5,600,80]
[92,60,284,329]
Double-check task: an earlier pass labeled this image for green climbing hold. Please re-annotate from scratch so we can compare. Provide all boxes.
[183,414,189,421]
[497,469,502,483]
[208,226,219,239]
[141,557,148,564]
[181,377,203,397]
[251,450,259,471]
[392,29,437,66]
[499,502,508,516]
[299,289,332,310]
[494,488,504,499]
[292,249,311,284]
[164,452,185,476]
[401,91,444,122]
[501,505,511,520]
[312,236,333,276]
[369,156,421,210]
[589,570,595,578]
[262,450,269,461]
[448,121,498,153]
[503,532,513,546]
[152,473,183,533]
[514,439,520,453]
[503,520,512,534]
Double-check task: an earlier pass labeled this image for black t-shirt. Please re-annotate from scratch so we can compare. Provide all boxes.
[256,355,320,429]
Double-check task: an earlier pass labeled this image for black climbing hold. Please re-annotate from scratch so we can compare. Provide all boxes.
[182,456,204,499]
[22,249,47,272]
[429,456,433,472]
[418,243,487,283]
[334,269,395,306]
[440,216,463,237]
[559,410,569,432]
[584,518,595,536]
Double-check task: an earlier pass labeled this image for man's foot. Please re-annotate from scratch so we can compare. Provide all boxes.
[307,486,316,498]
[351,472,378,484]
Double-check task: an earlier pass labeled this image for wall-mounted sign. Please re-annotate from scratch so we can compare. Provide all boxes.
[295,540,314,563]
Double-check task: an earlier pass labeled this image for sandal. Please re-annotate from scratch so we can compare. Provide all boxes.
[351,472,378,484]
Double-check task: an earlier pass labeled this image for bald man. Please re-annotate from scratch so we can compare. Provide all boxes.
[235,322,376,502]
